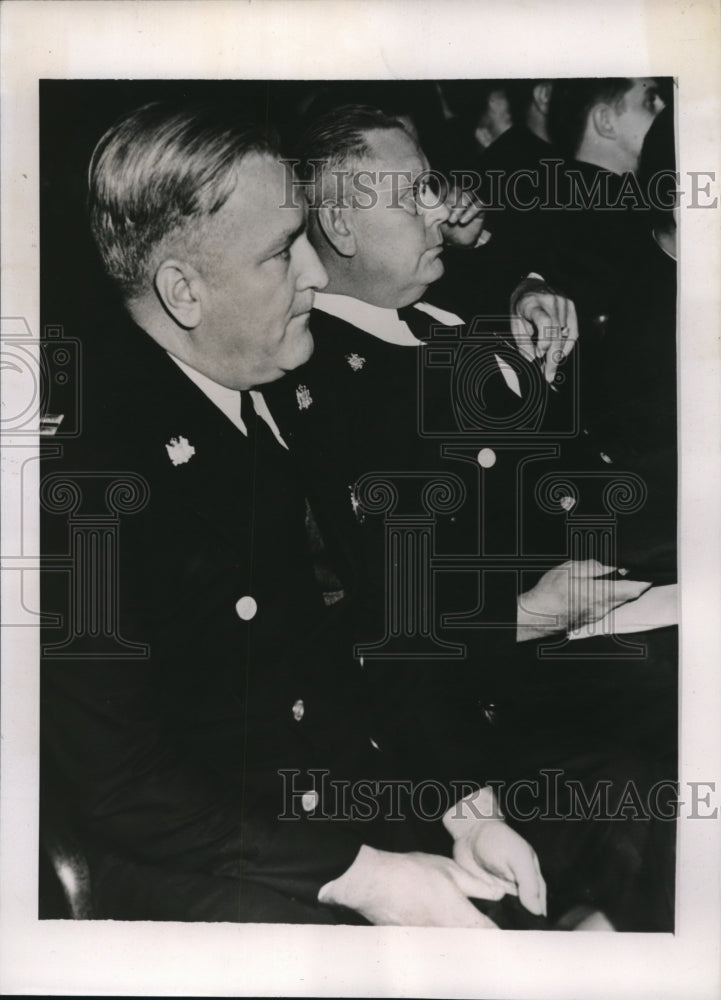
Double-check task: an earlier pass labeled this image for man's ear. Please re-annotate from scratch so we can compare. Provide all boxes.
[317,202,357,257]
[590,103,617,141]
[154,260,203,329]
[533,82,553,115]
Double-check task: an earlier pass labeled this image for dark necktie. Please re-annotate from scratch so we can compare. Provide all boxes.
[240,390,259,439]
[396,305,436,342]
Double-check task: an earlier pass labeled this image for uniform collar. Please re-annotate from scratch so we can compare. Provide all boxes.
[314,291,464,347]
[168,353,288,448]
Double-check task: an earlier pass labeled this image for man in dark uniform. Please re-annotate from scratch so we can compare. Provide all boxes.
[542,78,666,402]
[40,100,548,927]
[264,104,674,930]
[471,80,558,274]
[267,105,647,662]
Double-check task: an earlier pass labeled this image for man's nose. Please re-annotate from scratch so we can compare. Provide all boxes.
[296,234,328,291]
[420,193,450,229]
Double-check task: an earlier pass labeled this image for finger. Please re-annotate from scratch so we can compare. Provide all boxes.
[572,559,617,577]
[542,328,565,383]
[450,860,508,902]
[453,839,516,893]
[536,322,562,360]
[610,580,653,605]
[538,293,565,332]
[506,846,546,917]
[534,853,548,917]
[459,202,481,225]
[547,296,571,372]
[561,298,579,357]
[509,314,535,361]
[519,305,557,356]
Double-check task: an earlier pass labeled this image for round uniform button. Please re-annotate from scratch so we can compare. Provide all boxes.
[235,595,258,621]
[301,790,319,812]
[292,699,305,722]
[477,448,496,469]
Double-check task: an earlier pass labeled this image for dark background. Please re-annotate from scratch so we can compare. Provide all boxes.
[38,77,551,332]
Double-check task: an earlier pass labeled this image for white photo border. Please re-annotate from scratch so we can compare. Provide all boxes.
[2,1,720,997]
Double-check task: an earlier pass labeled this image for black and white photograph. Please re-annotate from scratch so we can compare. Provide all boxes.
[2,2,720,997]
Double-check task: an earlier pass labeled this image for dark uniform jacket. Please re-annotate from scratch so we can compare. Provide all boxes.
[519,230,677,587]
[40,309,434,923]
[264,301,564,774]
[263,301,678,932]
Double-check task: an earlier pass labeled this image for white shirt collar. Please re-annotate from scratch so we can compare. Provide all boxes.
[313,291,464,346]
[168,354,288,448]
[314,293,523,399]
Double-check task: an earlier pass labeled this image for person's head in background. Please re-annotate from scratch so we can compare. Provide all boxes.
[549,78,665,174]
[443,80,513,153]
[637,105,677,259]
[506,80,554,144]
[474,83,513,149]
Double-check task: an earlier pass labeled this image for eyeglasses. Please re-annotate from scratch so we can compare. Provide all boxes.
[311,171,449,215]
[390,174,449,215]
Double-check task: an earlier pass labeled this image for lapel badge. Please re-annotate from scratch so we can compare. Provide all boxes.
[345,352,366,372]
[349,484,365,524]
[296,384,313,410]
[165,435,196,466]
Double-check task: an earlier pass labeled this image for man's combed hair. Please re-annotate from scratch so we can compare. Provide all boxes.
[294,103,404,200]
[88,101,278,296]
[548,78,634,158]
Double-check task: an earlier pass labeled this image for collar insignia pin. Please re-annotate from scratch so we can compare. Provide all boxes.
[296,385,313,410]
[166,435,196,466]
[346,353,366,372]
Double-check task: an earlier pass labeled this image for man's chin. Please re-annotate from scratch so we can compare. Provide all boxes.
[282,326,315,373]
[422,255,445,286]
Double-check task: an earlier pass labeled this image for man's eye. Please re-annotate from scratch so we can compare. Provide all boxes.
[275,247,291,261]
[413,176,445,205]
